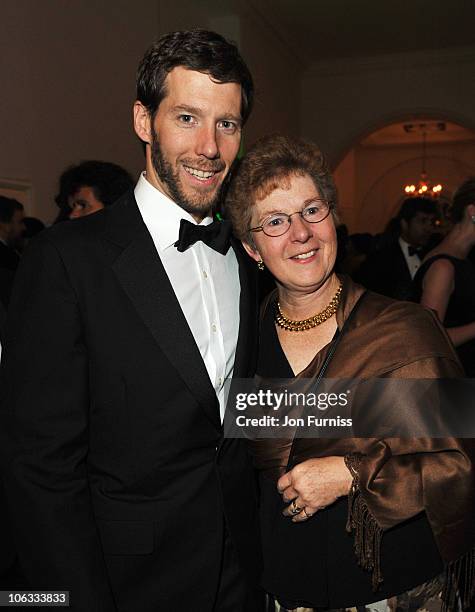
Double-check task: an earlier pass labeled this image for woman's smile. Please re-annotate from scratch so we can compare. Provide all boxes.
[289,248,318,262]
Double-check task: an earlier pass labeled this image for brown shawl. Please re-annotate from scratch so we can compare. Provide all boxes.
[252,277,475,608]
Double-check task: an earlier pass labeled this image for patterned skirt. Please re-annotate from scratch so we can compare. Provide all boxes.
[269,573,453,612]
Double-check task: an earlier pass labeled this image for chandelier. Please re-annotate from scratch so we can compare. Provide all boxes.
[403,123,443,197]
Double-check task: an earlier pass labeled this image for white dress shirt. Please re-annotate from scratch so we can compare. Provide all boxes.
[134,172,240,421]
[399,236,421,279]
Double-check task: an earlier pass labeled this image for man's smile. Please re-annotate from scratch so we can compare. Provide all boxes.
[183,165,219,182]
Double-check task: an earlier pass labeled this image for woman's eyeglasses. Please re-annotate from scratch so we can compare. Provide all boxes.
[249,200,332,237]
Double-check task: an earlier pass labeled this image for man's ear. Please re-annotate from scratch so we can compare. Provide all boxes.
[133,101,151,144]
[242,240,261,263]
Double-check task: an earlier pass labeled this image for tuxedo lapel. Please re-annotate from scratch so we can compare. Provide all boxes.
[232,238,258,380]
[103,193,221,431]
[395,243,413,284]
[218,240,258,452]
[0,299,6,343]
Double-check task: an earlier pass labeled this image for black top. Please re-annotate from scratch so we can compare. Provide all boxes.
[256,304,443,608]
[414,255,475,377]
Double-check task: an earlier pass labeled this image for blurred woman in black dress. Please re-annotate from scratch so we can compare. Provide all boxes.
[414,178,475,376]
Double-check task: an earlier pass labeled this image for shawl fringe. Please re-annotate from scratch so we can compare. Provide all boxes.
[442,548,475,611]
[344,452,475,609]
[345,453,383,591]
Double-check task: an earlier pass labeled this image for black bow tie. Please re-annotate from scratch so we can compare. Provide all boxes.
[174,218,232,255]
[408,245,423,257]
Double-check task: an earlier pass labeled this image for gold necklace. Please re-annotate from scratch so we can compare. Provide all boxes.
[274,283,343,332]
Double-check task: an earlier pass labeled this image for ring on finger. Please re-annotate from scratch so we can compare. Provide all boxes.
[291,499,303,515]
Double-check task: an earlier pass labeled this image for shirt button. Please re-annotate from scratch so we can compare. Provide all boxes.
[212,324,217,333]
[218,377,223,386]
[203,270,208,279]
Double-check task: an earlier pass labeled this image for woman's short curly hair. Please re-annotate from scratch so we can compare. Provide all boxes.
[225,134,337,243]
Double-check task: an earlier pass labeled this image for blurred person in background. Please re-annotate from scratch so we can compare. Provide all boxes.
[336,231,374,281]
[0,197,24,266]
[17,216,46,253]
[54,160,134,221]
[414,178,475,376]
[0,197,24,307]
[359,197,437,300]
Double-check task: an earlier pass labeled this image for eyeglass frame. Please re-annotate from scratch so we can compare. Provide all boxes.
[249,199,334,237]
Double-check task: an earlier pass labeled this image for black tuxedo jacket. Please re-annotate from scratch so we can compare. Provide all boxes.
[0,242,19,307]
[0,241,20,271]
[0,299,17,587]
[0,192,262,611]
[358,241,415,301]
[0,299,5,342]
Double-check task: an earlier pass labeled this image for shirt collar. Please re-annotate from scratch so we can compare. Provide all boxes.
[134,172,213,251]
[399,236,414,256]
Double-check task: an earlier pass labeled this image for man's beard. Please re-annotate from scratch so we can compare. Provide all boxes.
[150,128,226,218]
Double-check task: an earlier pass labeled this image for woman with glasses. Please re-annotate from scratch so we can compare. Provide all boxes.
[225,134,474,611]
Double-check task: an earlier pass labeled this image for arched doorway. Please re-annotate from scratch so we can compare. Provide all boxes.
[333,117,475,234]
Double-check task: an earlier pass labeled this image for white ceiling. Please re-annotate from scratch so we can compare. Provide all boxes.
[245,0,475,67]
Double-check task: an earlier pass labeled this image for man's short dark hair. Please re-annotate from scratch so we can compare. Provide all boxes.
[398,196,437,223]
[0,196,24,223]
[136,29,254,124]
[55,160,134,210]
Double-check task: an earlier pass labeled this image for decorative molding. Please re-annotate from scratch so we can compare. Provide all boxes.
[327,108,475,170]
[0,177,33,209]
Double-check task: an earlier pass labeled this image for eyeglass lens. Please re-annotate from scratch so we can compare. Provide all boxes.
[261,201,330,236]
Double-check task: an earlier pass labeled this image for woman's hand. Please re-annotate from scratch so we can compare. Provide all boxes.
[277,456,352,522]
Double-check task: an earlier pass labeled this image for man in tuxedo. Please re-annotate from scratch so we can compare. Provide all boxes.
[0,196,24,307]
[358,197,437,300]
[0,30,262,611]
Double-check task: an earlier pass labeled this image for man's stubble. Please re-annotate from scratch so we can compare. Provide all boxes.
[150,126,227,218]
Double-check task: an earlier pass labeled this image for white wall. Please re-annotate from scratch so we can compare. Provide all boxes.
[301,46,475,232]
[0,0,159,222]
[352,140,475,233]
[333,148,356,228]
[301,46,475,166]
[0,0,304,223]
[156,0,304,147]
[239,3,302,146]
[9,2,471,228]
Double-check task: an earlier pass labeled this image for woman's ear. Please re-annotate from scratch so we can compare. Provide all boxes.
[242,240,261,263]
